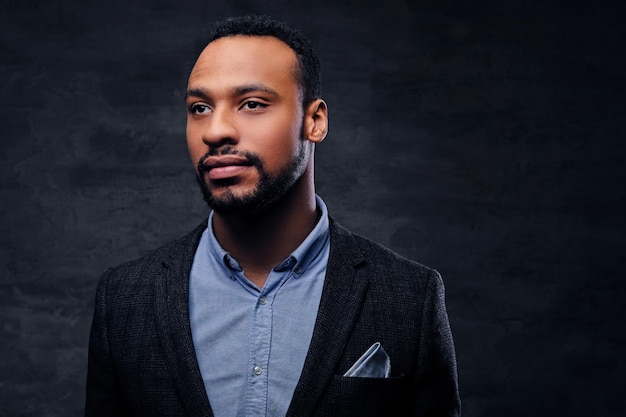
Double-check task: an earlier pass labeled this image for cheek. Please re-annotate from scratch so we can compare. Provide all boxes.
[252,113,302,154]
[251,131,299,170]
[186,125,204,161]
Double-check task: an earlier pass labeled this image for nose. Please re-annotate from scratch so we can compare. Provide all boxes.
[201,106,239,149]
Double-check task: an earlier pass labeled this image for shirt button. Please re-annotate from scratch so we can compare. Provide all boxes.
[294,266,302,274]
[253,366,263,375]
[259,297,267,305]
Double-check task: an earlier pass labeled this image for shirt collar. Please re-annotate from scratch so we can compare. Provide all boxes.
[206,195,330,279]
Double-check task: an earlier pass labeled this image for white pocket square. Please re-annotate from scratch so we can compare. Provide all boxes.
[343,342,391,378]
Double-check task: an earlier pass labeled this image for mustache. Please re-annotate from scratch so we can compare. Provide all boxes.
[197,146,263,174]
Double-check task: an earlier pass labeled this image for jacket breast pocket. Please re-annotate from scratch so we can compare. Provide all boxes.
[316,374,410,417]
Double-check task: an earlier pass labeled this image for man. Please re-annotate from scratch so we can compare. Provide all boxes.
[85,15,461,417]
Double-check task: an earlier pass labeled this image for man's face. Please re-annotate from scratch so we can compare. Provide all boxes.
[186,35,309,214]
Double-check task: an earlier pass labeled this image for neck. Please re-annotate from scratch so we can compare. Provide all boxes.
[211,169,319,288]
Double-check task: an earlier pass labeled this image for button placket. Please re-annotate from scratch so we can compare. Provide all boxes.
[245,288,274,416]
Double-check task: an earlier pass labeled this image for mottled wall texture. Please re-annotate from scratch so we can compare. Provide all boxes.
[1,0,624,416]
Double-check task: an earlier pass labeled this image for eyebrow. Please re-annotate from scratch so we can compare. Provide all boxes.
[185,84,280,101]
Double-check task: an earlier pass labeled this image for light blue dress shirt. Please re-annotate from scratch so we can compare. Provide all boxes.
[189,196,330,417]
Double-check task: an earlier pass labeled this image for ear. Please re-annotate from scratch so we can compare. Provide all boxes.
[303,99,328,144]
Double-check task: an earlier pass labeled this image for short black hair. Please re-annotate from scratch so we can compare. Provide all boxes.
[206,15,321,106]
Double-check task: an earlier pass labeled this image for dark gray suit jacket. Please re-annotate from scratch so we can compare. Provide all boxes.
[85,218,460,416]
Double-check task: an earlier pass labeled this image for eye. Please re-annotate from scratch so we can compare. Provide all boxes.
[190,103,211,115]
[241,100,267,111]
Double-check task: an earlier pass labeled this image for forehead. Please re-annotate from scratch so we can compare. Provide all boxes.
[188,35,299,93]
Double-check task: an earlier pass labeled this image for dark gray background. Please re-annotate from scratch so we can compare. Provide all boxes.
[1,0,624,416]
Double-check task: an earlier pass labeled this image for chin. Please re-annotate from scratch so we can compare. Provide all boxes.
[197,180,270,216]
[210,193,280,216]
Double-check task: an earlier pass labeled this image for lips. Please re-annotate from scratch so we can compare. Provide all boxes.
[201,154,254,180]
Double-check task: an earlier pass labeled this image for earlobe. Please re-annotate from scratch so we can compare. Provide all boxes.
[305,99,328,143]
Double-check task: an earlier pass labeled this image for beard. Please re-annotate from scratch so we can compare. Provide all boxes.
[195,143,308,215]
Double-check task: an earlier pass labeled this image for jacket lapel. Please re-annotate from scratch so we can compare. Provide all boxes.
[286,218,369,417]
[151,217,368,417]
[154,222,215,417]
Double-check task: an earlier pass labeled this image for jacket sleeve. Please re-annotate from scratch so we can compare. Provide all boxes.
[411,270,461,416]
[84,270,130,417]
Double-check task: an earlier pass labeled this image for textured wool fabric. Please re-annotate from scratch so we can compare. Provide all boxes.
[85,217,460,416]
